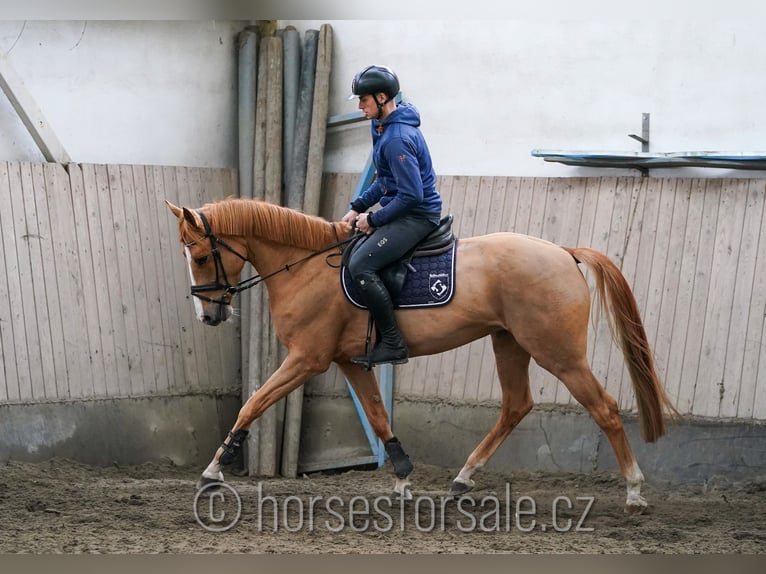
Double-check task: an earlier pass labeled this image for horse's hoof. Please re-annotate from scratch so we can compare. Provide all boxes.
[394,477,413,500]
[196,475,223,493]
[624,503,647,515]
[624,499,648,515]
[450,478,475,497]
[395,485,413,501]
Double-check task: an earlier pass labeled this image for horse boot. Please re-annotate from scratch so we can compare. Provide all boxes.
[351,273,409,367]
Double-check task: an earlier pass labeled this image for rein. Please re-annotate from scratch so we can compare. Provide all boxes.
[186,210,355,306]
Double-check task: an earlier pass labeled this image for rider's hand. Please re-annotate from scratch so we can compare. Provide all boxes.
[341,209,359,225]
[356,212,374,234]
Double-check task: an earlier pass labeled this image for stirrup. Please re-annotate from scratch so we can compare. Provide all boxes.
[351,345,409,369]
[350,352,373,370]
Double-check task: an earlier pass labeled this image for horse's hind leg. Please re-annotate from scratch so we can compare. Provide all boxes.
[552,362,647,514]
[451,330,534,495]
[339,362,414,499]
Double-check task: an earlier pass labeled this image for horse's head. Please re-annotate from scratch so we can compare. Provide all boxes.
[166,200,249,326]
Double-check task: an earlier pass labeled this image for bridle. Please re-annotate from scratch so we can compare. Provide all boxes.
[185,209,355,307]
[184,210,248,306]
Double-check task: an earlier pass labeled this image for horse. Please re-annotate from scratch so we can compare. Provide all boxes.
[165,197,678,514]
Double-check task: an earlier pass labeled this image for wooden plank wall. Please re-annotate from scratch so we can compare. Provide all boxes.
[2,166,763,421]
[0,161,240,403]
[313,173,766,421]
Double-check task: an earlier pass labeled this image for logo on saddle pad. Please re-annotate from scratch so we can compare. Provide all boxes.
[341,242,457,309]
[429,273,450,301]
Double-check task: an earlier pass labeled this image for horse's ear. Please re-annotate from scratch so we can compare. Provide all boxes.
[181,207,202,229]
[165,200,183,218]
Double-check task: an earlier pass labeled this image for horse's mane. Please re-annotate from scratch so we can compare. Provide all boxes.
[189,198,351,249]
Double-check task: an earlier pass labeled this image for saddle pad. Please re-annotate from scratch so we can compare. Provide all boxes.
[341,241,457,309]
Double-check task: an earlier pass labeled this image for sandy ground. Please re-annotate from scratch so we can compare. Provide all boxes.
[0,457,764,554]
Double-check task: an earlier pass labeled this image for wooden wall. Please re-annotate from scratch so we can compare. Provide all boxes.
[0,162,240,403]
[314,173,766,421]
[2,165,763,423]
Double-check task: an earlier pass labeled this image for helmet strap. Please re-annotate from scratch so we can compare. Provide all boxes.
[374,94,393,120]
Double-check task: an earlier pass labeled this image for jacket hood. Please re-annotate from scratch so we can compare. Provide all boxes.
[380,101,421,128]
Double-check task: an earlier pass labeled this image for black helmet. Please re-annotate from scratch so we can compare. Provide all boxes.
[349,65,400,100]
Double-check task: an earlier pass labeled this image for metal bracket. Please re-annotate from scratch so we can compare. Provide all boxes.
[628,112,650,175]
[628,112,650,151]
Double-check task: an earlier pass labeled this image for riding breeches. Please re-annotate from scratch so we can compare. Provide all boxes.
[346,215,438,280]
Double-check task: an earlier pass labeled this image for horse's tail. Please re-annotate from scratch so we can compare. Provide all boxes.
[564,246,679,442]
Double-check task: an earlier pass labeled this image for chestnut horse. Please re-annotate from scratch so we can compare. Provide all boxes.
[166,197,677,513]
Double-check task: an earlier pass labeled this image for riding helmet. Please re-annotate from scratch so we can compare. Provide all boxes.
[348,65,400,100]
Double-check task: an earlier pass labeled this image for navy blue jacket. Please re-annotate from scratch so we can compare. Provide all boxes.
[351,102,442,227]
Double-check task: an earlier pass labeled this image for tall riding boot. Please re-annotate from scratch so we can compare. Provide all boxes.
[351,273,409,366]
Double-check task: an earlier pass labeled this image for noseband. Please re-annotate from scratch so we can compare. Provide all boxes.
[185,210,355,307]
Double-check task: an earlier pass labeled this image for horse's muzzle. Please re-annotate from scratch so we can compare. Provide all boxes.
[201,313,222,326]
[200,302,231,326]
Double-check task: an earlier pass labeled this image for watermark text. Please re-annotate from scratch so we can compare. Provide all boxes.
[193,482,596,533]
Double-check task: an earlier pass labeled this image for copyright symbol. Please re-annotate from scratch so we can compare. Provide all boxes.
[193,482,242,532]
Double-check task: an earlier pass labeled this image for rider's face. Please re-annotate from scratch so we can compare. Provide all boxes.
[358,93,383,118]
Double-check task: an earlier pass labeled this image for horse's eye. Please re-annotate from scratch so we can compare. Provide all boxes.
[195,255,209,266]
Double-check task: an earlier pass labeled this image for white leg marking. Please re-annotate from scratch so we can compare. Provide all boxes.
[185,246,205,321]
[625,462,647,511]
[202,461,224,482]
[394,477,413,500]
[453,466,477,489]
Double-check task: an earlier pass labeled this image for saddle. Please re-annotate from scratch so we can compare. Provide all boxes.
[342,214,455,299]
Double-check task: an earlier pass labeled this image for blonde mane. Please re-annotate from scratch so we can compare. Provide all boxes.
[183,198,351,249]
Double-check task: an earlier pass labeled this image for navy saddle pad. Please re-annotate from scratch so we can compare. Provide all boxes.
[341,240,458,309]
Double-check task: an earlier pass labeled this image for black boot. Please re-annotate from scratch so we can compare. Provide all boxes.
[351,273,409,367]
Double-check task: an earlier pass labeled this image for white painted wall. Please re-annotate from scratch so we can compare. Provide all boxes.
[2,19,764,178]
[0,20,249,167]
[284,19,766,178]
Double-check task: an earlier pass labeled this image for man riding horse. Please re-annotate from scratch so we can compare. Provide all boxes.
[341,65,443,367]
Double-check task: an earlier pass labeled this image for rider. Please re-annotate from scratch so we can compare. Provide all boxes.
[342,65,443,366]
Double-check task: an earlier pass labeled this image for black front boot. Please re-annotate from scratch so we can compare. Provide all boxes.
[352,273,409,367]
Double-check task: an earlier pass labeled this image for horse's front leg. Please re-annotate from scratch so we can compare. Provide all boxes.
[339,362,414,500]
[198,352,324,490]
